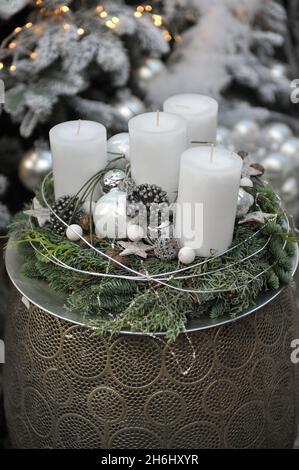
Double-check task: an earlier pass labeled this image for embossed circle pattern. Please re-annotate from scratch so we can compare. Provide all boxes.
[170,422,222,449]
[43,368,73,406]
[109,427,161,449]
[109,336,162,388]
[24,388,53,438]
[62,326,108,379]
[164,333,214,384]
[203,379,237,416]
[29,307,62,359]
[256,304,284,346]
[251,357,276,394]
[215,319,256,370]
[225,401,265,448]
[57,413,103,449]
[268,374,293,424]
[87,386,126,424]
[145,390,186,426]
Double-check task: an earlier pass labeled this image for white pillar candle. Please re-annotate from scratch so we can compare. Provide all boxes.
[128,112,188,202]
[50,120,107,200]
[175,146,242,257]
[163,94,218,146]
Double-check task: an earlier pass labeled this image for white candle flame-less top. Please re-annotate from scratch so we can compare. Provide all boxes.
[128,112,188,202]
[175,145,242,257]
[163,94,218,146]
[50,120,107,200]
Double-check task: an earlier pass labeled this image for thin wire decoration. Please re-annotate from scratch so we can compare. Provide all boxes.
[26,171,289,295]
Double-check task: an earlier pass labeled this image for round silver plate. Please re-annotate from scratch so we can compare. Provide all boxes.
[5,241,299,335]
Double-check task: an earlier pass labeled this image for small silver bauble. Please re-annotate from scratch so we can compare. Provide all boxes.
[66,224,83,241]
[236,188,254,218]
[216,126,230,146]
[102,169,126,193]
[136,58,166,91]
[264,123,292,151]
[281,177,299,203]
[232,120,260,152]
[113,93,146,122]
[107,133,130,169]
[280,138,299,168]
[19,143,52,191]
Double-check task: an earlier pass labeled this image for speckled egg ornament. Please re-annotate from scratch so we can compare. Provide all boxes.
[154,238,179,261]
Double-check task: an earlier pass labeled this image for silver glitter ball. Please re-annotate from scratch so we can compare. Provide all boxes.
[232,120,260,153]
[264,123,292,151]
[102,169,126,193]
[280,138,299,168]
[154,237,179,261]
[236,188,254,218]
[18,142,52,191]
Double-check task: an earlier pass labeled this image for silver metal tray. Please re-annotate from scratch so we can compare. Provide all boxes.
[5,241,299,335]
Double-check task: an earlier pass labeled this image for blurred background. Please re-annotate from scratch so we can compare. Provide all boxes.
[1,0,299,447]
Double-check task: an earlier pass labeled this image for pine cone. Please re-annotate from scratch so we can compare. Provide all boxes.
[50,196,80,235]
[128,184,169,209]
[127,184,169,227]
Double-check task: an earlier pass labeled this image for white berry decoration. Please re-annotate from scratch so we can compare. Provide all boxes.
[66,224,83,241]
[127,224,144,242]
[178,246,196,265]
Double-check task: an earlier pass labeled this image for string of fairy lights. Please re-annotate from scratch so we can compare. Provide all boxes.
[0,2,182,73]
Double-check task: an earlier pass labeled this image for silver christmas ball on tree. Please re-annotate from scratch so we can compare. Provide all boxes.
[236,188,254,218]
[262,152,290,179]
[269,63,288,80]
[281,177,299,203]
[264,123,292,151]
[102,169,126,193]
[113,92,145,122]
[280,138,299,168]
[232,120,260,153]
[154,237,179,261]
[19,142,52,191]
[136,58,166,92]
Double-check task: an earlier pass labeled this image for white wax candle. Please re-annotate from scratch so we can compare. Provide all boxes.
[128,112,188,202]
[163,94,218,146]
[50,120,107,200]
[175,146,242,257]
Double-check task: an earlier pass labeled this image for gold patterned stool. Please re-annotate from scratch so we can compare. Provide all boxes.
[3,244,299,449]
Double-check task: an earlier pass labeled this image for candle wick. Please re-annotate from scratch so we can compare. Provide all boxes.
[77,119,81,135]
[210,144,215,163]
[156,110,160,127]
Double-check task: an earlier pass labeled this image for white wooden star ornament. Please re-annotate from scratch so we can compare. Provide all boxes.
[24,197,51,227]
[118,240,154,259]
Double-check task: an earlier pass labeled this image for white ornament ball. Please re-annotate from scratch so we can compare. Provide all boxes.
[113,92,146,122]
[240,177,253,188]
[269,63,288,80]
[281,177,299,203]
[232,120,260,152]
[66,224,83,241]
[107,133,130,167]
[178,247,196,265]
[280,138,299,168]
[94,189,127,239]
[127,224,144,242]
[136,58,166,92]
[264,123,292,151]
[82,200,96,215]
